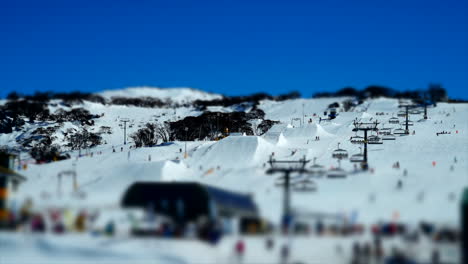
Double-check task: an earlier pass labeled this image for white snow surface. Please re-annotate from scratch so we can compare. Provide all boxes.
[1,94,467,263]
[99,86,222,103]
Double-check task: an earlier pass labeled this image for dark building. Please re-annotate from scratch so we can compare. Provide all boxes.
[121,182,258,224]
[0,152,26,229]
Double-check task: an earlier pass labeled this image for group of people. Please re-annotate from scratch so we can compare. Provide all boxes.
[6,198,115,236]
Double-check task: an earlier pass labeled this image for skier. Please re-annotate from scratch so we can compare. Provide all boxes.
[265,237,274,251]
[280,244,290,264]
[235,239,245,263]
[396,180,403,190]
[403,169,408,177]
[148,155,151,162]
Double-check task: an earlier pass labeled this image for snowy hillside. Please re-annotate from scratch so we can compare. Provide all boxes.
[99,86,222,103]
[1,90,467,263]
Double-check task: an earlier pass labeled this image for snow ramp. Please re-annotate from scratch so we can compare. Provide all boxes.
[192,136,275,169]
[281,124,335,140]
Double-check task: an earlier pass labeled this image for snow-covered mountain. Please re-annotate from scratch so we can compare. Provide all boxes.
[99,86,223,103]
[0,88,466,263]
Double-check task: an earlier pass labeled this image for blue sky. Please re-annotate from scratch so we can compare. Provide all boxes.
[1,0,467,99]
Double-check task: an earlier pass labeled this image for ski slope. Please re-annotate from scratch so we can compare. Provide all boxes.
[1,94,467,263]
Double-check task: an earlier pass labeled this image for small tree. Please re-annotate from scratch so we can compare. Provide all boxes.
[131,122,172,147]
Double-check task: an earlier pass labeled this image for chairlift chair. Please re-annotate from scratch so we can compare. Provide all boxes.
[327,167,347,178]
[409,109,421,115]
[310,157,326,177]
[292,179,317,192]
[332,143,348,159]
[378,128,392,135]
[402,120,414,126]
[368,135,383,144]
[350,136,365,144]
[327,160,347,178]
[350,147,364,163]
[393,128,407,136]
[382,134,396,140]
[389,117,400,124]
[397,111,406,117]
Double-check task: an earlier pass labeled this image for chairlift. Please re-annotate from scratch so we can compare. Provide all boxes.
[397,111,406,117]
[409,109,421,115]
[327,160,347,178]
[350,135,365,144]
[310,157,326,177]
[378,128,392,135]
[332,143,348,159]
[327,167,347,178]
[389,117,399,124]
[292,179,317,192]
[350,147,364,163]
[402,120,414,126]
[382,134,396,140]
[393,128,407,135]
[368,135,383,144]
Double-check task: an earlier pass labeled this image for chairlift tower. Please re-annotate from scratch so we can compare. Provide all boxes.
[398,104,418,134]
[352,120,379,170]
[119,118,130,145]
[267,156,313,228]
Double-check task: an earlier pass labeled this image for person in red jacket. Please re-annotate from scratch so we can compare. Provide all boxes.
[235,239,245,263]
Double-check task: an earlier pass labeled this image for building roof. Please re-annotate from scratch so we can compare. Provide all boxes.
[121,182,258,221]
